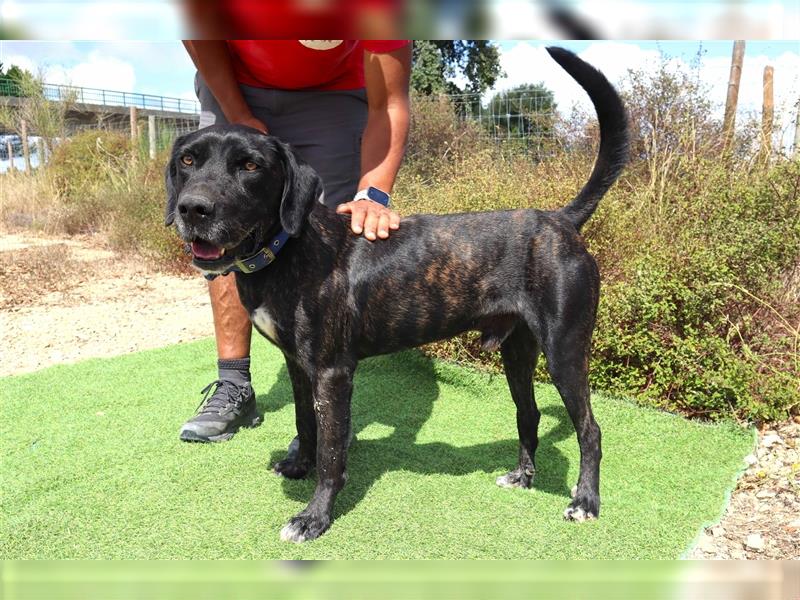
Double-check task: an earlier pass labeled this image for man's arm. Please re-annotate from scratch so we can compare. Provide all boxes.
[183,40,267,133]
[336,44,411,240]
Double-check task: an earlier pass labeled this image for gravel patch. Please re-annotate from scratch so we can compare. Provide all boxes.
[688,418,800,559]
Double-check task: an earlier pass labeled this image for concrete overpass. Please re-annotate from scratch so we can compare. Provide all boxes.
[0,80,199,135]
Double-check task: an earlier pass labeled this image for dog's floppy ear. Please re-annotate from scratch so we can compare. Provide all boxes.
[275,140,324,237]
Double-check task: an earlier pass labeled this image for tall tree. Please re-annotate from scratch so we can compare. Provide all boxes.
[0,63,33,97]
[411,41,503,96]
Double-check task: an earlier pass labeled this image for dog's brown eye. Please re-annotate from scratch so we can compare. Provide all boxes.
[180,155,193,166]
[244,161,259,171]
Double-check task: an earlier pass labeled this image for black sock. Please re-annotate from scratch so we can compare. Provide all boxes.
[218,357,251,388]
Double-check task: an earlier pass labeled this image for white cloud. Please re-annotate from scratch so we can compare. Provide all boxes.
[3,49,136,93]
[2,53,36,74]
[41,51,136,92]
[493,42,665,107]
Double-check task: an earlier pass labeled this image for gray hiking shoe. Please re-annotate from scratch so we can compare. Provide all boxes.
[179,379,262,443]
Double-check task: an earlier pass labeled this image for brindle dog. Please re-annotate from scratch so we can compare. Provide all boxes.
[165,47,629,543]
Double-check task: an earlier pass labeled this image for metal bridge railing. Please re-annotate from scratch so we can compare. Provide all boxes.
[0,79,200,114]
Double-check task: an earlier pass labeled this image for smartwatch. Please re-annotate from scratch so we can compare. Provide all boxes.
[353,186,391,207]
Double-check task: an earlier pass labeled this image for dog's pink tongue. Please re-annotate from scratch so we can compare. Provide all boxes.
[191,240,223,260]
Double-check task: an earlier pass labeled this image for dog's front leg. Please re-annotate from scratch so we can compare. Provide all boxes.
[274,356,316,479]
[279,362,354,543]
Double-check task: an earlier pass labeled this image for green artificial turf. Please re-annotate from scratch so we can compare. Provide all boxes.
[1,337,753,559]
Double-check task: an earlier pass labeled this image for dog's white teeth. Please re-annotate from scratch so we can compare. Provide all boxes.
[220,248,226,256]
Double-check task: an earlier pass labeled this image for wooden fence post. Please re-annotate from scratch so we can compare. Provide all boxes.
[761,65,774,158]
[6,140,15,172]
[21,119,31,172]
[148,115,157,159]
[129,106,138,140]
[722,40,746,152]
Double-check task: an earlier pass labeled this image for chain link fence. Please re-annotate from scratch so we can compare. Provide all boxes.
[445,91,559,143]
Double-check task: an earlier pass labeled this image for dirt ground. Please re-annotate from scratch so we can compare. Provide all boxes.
[1,230,798,559]
[0,230,212,376]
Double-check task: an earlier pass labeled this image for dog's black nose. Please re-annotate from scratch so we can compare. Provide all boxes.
[178,194,215,223]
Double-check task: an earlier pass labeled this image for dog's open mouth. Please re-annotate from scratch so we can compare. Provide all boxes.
[190,239,226,261]
[188,228,260,267]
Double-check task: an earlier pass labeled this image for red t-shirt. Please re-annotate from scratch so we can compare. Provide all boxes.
[227,40,410,91]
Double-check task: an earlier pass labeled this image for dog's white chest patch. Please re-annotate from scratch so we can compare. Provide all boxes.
[252,306,279,343]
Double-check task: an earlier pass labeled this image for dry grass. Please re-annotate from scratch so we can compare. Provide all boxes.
[0,244,117,309]
[0,170,66,232]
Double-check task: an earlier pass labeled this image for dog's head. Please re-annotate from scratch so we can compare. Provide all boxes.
[164,125,323,274]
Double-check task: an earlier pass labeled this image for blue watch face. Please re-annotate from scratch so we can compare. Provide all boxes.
[367,186,390,206]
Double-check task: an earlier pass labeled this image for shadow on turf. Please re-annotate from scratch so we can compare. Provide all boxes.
[256,350,576,523]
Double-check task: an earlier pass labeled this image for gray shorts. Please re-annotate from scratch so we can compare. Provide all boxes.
[195,73,367,208]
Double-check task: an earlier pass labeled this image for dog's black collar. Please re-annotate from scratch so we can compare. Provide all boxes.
[199,229,290,281]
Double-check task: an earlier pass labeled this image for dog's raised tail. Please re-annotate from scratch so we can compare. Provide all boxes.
[547,47,629,231]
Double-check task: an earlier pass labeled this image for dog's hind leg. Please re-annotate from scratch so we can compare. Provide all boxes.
[274,356,316,479]
[542,322,602,522]
[496,325,541,490]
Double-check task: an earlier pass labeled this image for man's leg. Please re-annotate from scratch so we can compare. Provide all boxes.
[180,274,262,442]
[209,273,252,359]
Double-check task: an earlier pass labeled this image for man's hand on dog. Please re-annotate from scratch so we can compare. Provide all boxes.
[336,200,400,241]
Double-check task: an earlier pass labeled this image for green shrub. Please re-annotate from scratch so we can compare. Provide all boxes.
[105,150,189,269]
[47,130,131,233]
[405,93,486,179]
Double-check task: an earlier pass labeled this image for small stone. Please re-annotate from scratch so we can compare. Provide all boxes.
[744,454,758,466]
[697,534,716,553]
[710,525,725,537]
[762,433,782,448]
[745,533,765,551]
[788,519,800,529]
[755,489,776,499]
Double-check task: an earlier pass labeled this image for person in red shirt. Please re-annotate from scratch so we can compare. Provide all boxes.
[179,39,411,443]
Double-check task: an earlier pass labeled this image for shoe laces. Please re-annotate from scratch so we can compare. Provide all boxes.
[195,380,249,416]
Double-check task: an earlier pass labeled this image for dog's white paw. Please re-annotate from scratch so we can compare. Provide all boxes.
[279,513,330,543]
[495,468,534,489]
[563,505,596,522]
[280,521,309,543]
